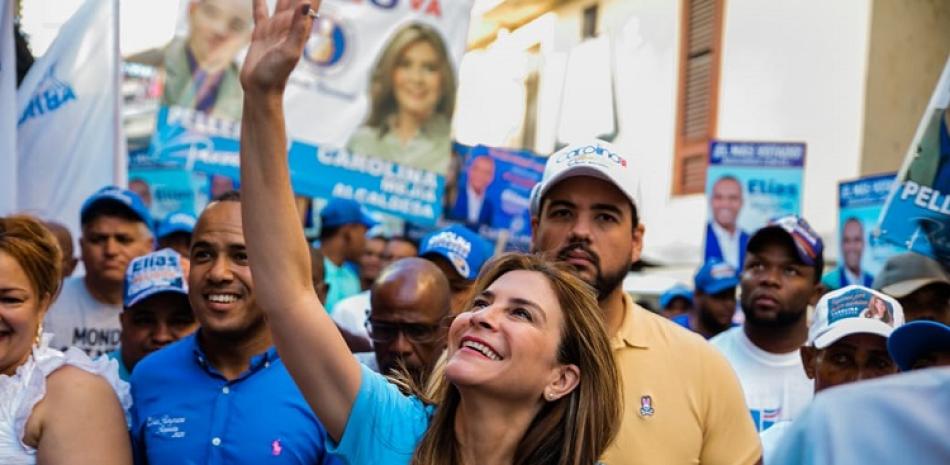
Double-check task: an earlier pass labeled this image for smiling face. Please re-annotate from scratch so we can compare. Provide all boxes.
[80,216,153,287]
[444,270,571,401]
[0,251,51,376]
[801,333,895,392]
[711,177,743,232]
[740,239,819,328]
[467,156,495,195]
[392,39,443,121]
[841,220,864,274]
[188,201,262,338]
[531,176,641,300]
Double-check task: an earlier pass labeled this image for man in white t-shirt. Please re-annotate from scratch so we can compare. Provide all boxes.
[711,215,825,432]
[44,186,154,357]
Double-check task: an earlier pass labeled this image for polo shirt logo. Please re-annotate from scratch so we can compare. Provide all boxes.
[146,415,187,439]
[639,395,655,417]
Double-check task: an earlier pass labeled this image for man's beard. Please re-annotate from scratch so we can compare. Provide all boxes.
[556,242,629,301]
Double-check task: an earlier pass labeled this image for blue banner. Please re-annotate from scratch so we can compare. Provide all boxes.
[445,144,546,251]
[822,174,902,290]
[878,102,950,269]
[704,141,806,270]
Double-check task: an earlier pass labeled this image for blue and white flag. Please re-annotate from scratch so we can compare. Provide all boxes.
[16,0,123,236]
[0,0,16,215]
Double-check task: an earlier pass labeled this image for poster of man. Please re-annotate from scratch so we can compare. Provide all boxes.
[823,174,901,291]
[161,0,252,122]
[703,141,806,271]
[705,175,750,270]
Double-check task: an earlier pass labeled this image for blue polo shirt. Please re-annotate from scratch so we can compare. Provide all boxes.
[324,257,361,313]
[130,333,339,465]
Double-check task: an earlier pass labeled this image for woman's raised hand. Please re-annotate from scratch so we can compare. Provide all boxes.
[240,0,320,95]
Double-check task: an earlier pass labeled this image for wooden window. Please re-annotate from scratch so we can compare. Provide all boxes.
[673,0,724,195]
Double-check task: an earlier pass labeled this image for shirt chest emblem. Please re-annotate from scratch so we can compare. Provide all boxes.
[146,415,187,439]
[639,395,655,417]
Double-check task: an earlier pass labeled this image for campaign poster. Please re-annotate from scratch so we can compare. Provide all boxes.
[128,167,210,223]
[822,174,901,291]
[445,143,547,251]
[703,141,806,270]
[148,0,473,226]
[878,58,950,269]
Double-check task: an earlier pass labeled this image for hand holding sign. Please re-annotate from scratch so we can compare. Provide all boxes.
[240,0,321,95]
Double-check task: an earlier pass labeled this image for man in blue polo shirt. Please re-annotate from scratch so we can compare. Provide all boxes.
[673,260,739,339]
[130,192,339,465]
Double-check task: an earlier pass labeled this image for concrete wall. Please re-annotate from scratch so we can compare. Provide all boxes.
[860,0,950,176]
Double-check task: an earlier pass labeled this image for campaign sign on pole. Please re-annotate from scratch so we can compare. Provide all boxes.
[822,174,901,291]
[445,143,547,251]
[148,0,473,226]
[878,58,950,269]
[128,168,210,221]
[703,141,806,270]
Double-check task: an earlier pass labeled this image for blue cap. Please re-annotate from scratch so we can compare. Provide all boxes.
[320,198,379,229]
[659,284,693,309]
[81,186,152,230]
[420,225,493,281]
[123,249,189,309]
[694,260,739,294]
[887,320,950,371]
[157,211,197,240]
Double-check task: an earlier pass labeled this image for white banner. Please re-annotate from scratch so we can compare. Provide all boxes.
[0,0,16,215]
[16,0,123,235]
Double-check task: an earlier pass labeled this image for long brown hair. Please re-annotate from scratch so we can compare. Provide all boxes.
[365,23,456,133]
[406,253,621,465]
[0,215,63,304]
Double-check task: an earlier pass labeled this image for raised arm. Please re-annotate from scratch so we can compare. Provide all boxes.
[239,0,360,441]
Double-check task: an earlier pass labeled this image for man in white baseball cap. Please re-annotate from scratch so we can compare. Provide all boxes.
[762,285,906,461]
[530,139,760,464]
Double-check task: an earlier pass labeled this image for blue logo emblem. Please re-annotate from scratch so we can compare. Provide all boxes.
[18,65,77,126]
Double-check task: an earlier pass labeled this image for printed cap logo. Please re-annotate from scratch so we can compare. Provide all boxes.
[827,288,895,326]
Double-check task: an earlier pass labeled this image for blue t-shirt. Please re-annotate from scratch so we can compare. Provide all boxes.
[329,364,434,464]
[130,333,339,465]
[324,257,362,313]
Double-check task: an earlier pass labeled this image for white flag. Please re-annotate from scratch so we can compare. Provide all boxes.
[16,0,123,235]
[0,0,16,215]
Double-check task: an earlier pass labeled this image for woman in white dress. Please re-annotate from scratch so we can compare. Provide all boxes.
[0,215,132,465]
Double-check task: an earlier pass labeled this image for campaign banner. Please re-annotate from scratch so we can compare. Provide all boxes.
[703,141,806,270]
[148,0,473,226]
[445,143,547,251]
[822,174,901,290]
[878,57,950,269]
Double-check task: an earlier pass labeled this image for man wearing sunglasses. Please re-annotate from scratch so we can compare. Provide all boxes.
[365,257,451,384]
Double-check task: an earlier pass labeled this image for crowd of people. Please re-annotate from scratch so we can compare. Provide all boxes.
[1,1,949,464]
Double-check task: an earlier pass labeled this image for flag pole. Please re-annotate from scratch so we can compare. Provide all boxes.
[112,0,125,187]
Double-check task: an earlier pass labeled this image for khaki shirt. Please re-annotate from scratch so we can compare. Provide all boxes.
[601,295,761,464]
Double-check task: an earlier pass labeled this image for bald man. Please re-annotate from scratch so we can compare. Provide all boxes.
[367,258,451,383]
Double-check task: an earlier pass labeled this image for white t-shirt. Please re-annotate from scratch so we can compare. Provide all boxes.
[710,326,813,432]
[43,277,122,358]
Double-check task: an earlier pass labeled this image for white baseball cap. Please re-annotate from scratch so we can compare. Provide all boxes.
[530,139,639,216]
[808,285,905,349]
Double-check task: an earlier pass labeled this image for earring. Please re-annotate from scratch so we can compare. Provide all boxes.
[34,323,43,347]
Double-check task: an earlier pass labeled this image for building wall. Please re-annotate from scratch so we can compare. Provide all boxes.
[456,0,873,266]
[861,0,950,177]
